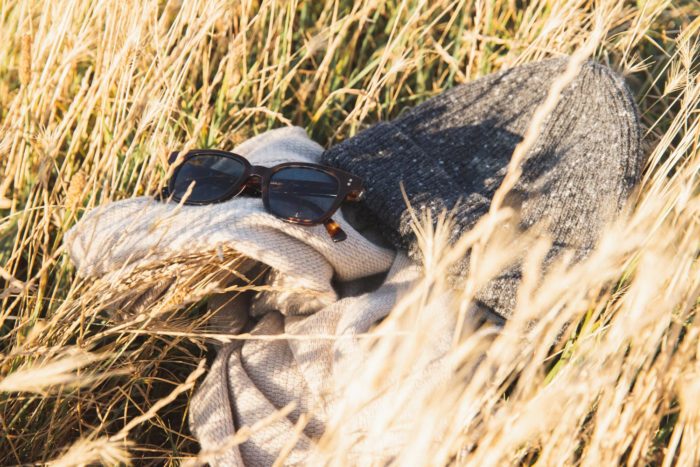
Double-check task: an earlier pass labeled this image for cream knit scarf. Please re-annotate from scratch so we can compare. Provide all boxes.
[65,127,459,465]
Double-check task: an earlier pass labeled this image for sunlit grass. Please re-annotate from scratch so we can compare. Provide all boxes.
[0,0,699,464]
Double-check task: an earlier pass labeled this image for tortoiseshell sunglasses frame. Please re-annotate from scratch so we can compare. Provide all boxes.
[158,149,364,242]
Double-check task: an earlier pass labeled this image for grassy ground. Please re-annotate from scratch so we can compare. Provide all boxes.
[0,0,699,465]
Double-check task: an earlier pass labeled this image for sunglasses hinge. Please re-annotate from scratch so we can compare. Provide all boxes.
[346,189,365,202]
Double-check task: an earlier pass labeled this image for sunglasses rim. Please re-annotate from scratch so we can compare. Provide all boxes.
[166,149,363,226]
[168,150,250,205]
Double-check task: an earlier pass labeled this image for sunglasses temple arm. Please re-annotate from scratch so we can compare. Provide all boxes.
[324,218,347,243]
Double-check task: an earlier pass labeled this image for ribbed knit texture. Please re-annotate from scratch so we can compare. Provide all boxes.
[321,58,644,318]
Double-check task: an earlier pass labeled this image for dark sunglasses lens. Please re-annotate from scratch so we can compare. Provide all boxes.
[171,154,246,203]
[268,167,339,222]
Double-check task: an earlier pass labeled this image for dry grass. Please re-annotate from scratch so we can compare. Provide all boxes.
[0,0,699,465]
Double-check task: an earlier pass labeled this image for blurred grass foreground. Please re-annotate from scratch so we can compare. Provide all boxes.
[1,0,700,465]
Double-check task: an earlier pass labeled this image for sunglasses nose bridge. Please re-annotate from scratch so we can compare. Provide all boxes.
[240,166,266,195]
[249,165,268,178]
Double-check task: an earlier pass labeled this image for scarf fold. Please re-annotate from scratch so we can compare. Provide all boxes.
[65,127,456,465]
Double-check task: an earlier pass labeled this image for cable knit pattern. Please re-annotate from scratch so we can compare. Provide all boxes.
[321,58,644,318]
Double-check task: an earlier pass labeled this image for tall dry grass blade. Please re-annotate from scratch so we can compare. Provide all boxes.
[0,350,105,394]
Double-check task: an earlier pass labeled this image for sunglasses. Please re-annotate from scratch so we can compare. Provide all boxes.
[157,149,364,242]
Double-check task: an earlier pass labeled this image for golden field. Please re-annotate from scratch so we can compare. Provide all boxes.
[0,0,699,465]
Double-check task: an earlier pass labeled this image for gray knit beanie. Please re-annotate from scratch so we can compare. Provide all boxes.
[321,58,644,320]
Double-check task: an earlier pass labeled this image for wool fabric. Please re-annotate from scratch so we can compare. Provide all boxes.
[65,127,395,315]
[65,127,459,465]
[322,58,644,318]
